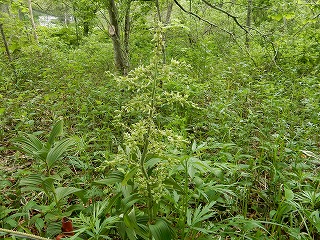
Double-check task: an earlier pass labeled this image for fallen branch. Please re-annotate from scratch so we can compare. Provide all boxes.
[0,228,52,240]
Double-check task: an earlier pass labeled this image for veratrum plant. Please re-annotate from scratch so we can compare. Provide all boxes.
[98,27,182,240]
[13,119,75,174]
[7,120,85,238]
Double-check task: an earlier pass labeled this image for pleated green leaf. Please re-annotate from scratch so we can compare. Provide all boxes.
[13,134,43,156]
[149,219,173,240]
[46,138,75,171]
[20,175,55,198]
[122,167,138,185]
[123,208,149,239]
[48,119,64,145]
[94,171,125,185]
[55,187,82,203]
[20,174,43,186]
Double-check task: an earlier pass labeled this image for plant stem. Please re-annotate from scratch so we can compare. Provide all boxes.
[181,158,189,239]
[139,31,161,239]
[140,129,153,224]
[0,228,52,240]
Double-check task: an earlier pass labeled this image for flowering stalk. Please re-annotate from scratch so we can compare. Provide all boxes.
[139,25,163,239]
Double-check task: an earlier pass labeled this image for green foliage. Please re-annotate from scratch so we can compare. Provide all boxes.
[70,200,119,239]
[13,120,75,173]
[49,27,79,45]
[1,0,320,239]
[149,219,174,240]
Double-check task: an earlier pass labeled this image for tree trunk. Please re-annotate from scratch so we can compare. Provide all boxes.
[83,21,89,36]
[0,3,10,15]
[64,4,69,26]
[107,0,127,75]
[165,2,174,25]
[27,0,38,43]
[123,0,131,75]
[155,0,162,22]
[245,0,252,47]
[0,23,17,80]
[0,23,11,61]
[72,4,80,45]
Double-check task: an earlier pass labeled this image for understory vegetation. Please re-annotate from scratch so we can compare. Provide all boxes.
[1,0,320,239]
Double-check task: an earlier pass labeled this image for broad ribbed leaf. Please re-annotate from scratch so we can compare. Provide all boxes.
[122,167,138,185]
[20,175,55,198]
[106,192,122,212]
[73,189,88,204]
[123,208,149,239]
[55,187,82,203]
[20,174,43,187]
[46,138,75,171]
[20,174,43,192]
[41,177,55,196]
[164,177,183,192]
[191,140,197,152]
[37,145,50,161]
[284,188,294,201]
[145,158,162,170]
[124,208,139,230]
[115,221,137,240]
[189,157,211,175]
[149,219,173,240]
[122,194,140,213]
[13,134,43,156]
[95,171,125,185]
[48,119,63,145]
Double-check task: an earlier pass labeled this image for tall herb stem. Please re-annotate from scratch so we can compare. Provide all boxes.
[139,28,161,238]
[181,159,189,239]
[140,128,153,225]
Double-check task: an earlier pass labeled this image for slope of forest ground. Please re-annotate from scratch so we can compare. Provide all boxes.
[1,2,320,239]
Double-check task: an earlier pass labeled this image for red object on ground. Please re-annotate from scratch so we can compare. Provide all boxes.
[55,217,74,240]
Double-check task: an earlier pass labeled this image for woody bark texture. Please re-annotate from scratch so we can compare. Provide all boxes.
[107,0,128,75]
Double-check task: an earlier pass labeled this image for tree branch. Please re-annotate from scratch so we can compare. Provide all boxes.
[201,0,249,34]
[174,0,280,70]
[173,0,234,36]
[293,13,320,37]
